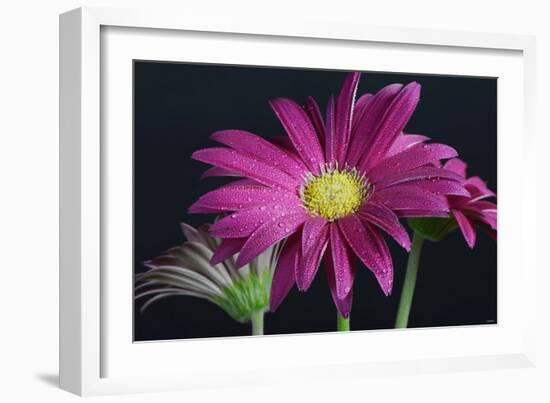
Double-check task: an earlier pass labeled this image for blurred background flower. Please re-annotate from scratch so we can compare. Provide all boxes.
[397,158,497,328]
[135,222,281,335]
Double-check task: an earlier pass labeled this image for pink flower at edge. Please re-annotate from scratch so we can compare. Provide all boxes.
[189,72,468,317]
[443,158,497,248]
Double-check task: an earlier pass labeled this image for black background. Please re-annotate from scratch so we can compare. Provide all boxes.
[133,61,497,341]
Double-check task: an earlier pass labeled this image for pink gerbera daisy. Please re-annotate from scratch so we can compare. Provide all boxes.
[190,72,467,318]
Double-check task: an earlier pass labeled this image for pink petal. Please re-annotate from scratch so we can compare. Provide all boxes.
[330,224,356,299]
[192,147,300,191]
[367,143,458,183]
[200,166,240,179]
[346,83,403,167]
[209,203,302,239]
[465,176,496,199]
[386,133,430,157]
[374,166,463,189]
[325,95,336,162]
[270,232,301,311]
[305,96,326,143]
[372,185,450,214]
[267,136,306,166]
[270,98,325,174]
[338,215,393,296]
[358,82,422,171]
[359,202,412,251]
[211,238,246,264]
[189,184,298,213]
[413,178,470,197]
[211,130,306,176]
[324,248,353,318]
[443,158,468,177]
[352,93,373,132]
[236,212,309,268]
[296,217,329,291]
[453,209,477,248]
[462,201,497,230]
[334,72,361,166]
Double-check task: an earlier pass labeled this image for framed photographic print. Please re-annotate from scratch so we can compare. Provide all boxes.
[60,6,537,396]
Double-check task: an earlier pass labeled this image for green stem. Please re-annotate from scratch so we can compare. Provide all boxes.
[337,312,350,331]
[250,309,264,335]
[395,231,425,328]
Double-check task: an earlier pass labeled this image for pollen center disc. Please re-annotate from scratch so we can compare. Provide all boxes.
[301,169,368,221]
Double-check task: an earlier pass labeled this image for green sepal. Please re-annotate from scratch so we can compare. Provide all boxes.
[407,216,458,242]
[212,270,272,323]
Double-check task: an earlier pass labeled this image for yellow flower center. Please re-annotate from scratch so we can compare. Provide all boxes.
[301,168,370,221]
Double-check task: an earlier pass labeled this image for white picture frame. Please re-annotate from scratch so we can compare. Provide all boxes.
[59,6,537,396]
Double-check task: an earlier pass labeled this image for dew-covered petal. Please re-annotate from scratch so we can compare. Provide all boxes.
[211,130,306,176]
[270,98,325,174]
[270,232,301,312]
[374,166,463,189]
[372,185,450,216]
[443,158,468,177]
[209,203,303,239]
[462,201,497,230]
[359,202,412,251]
[358,82,422,172]
[334,72,361,166]
[305,96,326,143]
[338,215,393,296]
[189,184,299,213]
[367,143,458,183]
[330,224,356,299]
[297,217,329,291]
[453,209,477,248]
[325,95,336,162]
[346,83,403,167]
[236,212,309,268]
[211,238,246,265]
[352,93,373,131]
[324,248,353,318]
[465,176,496,199]
[268,136,306,166]
[192,147,300,191]
[386,133,430,157]
[412,178,470,197]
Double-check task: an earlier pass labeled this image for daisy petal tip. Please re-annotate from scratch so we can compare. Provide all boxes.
[209,254,224,265]
[187,201,203,214]
[190,149,204,161]
[235,254,252,269]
